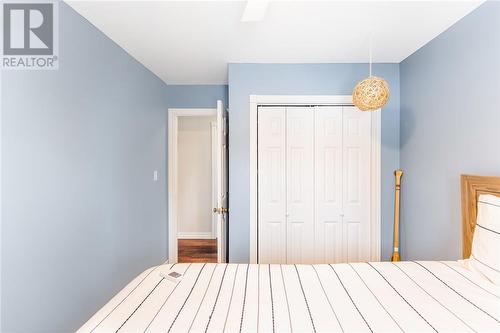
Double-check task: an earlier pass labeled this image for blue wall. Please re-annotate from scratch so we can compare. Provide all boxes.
[228,63,400,262]
[167,85,228,108]
[1,3,169,332]
[400,1,500,260]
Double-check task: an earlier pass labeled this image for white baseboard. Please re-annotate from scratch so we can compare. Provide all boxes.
[177,232,215,239]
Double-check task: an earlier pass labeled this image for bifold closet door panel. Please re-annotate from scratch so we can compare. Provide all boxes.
[314,107,343,263]
[286,107,315,264]
[257,107,287,264]
[342,106,371,262]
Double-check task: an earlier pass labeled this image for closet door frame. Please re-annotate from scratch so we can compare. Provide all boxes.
[249,95,381,264]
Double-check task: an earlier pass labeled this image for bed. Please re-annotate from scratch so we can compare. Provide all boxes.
[78,175,500,333]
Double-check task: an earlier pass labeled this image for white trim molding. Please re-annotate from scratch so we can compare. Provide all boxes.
[369,104,382,262]
[249,94,354,105]
[177,232,215,240]
[0,64,3,330]
[168,108,217,263]
[249,95,381,264]
[210,121,218,239]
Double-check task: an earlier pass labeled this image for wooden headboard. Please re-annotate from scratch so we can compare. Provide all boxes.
[460,174,500,258]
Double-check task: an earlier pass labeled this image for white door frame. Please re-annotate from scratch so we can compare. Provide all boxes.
[210,121,218,239]
[249,95,381,264]
[168,108,217,263]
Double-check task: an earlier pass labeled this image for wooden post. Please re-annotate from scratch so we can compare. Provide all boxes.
[391,170,403,262]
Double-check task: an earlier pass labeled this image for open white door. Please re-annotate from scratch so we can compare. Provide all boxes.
[214,100,228,263]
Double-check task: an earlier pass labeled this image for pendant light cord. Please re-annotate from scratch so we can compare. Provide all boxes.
[369,34,373,77]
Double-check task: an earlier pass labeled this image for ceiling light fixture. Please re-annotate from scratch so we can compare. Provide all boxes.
[352,36,390,112]
[241,0,269,22]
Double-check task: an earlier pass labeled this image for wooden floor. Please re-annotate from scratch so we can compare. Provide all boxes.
[178,239,217,263]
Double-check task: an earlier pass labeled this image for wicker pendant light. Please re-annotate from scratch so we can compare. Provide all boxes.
[352,38,390,111]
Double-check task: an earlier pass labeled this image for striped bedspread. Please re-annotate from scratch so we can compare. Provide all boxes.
[78,261,500,333]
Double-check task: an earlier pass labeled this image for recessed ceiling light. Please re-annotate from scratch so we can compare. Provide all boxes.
[241,0,269,22]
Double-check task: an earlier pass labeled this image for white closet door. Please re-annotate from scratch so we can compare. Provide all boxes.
[286,107,315,264]
[314,107,343,263]
[342,106,371,262]
[257,107,287,264]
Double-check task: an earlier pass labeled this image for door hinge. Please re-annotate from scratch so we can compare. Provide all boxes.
[213,207,229,214]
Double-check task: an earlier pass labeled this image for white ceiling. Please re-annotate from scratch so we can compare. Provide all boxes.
[67,1,483,84]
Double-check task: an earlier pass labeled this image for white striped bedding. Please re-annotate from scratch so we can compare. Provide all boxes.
[78,261,500,333]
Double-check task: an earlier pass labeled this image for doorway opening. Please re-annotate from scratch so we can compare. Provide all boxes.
[168,102,228,263]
